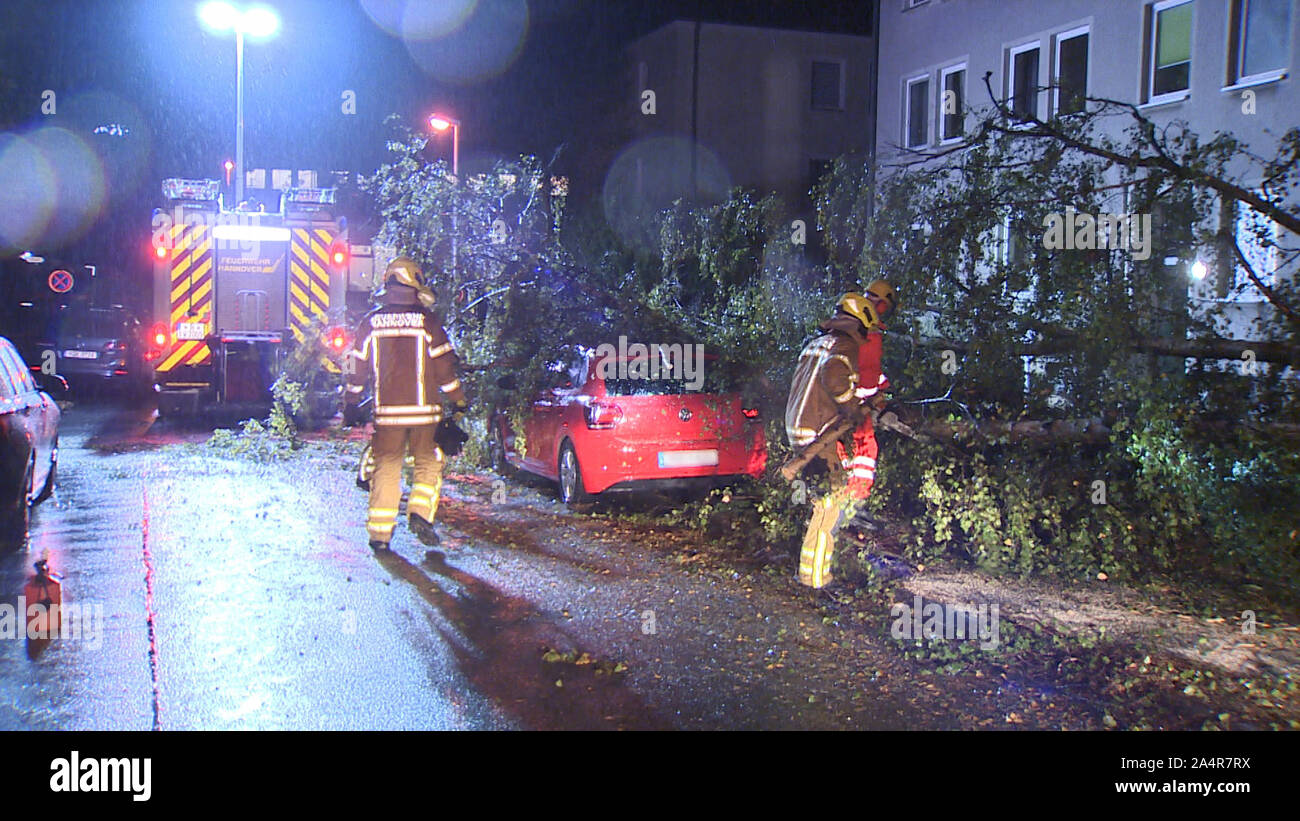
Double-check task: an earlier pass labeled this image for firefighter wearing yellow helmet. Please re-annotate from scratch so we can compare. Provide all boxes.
[346,256,467,550]
[784,280,896,588]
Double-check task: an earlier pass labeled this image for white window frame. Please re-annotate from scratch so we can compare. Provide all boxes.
[1147,0,1194,106]
[1007,41,1044,123]
[1052,25,1091,117]
[1228,0,1292,88]
[811,58,847,111]
[906,0,930,8]
[904,73,931,149]
[939,62,968,144]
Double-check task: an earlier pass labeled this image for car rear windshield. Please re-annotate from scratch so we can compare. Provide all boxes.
[604,369,730,396]
[57,311,128,339]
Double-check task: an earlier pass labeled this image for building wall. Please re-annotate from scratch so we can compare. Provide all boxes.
[875,0,1299,343]
[621,20,874,208]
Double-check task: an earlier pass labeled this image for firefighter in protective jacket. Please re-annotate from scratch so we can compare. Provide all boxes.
[346,257,467,550]
[784,281,896,588]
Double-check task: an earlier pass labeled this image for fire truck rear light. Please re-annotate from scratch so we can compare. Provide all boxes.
[155,245,168,259]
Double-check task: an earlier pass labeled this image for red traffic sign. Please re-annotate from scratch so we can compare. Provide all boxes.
[48,269,74,293]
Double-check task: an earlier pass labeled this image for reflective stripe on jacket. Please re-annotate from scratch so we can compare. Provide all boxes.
[784,313,888,451]
[348,296,466,427]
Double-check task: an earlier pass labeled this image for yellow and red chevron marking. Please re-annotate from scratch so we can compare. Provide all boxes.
[158,221,214,372]
[290,227,341,373]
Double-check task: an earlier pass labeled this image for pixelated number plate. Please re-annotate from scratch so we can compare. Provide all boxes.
[658,449,718,469]
[176,323,207,341]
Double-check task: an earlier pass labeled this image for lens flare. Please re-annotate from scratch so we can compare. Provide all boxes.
[0,134,56,253]
[404,0,528,85]
[360,0,478,40]
[602,137,733,250]
[28,126,108,247]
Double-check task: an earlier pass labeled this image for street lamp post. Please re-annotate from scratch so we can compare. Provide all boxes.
[428,114,461,277]
[428,114,460,177]
[198,2,280,209]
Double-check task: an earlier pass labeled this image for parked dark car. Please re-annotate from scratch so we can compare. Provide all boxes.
[53,305,147,397]
[0,336,61,548]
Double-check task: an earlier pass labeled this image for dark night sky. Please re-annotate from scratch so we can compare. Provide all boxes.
[0,0,871,267]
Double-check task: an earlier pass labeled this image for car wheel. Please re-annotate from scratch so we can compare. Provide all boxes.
[34,438,57,504]
[2,460,33,551]
[488,422,514,477]
[558,441,592,506]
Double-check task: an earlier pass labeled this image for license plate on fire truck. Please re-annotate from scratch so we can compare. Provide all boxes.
[657,449,718,469]
[176,322,206,341]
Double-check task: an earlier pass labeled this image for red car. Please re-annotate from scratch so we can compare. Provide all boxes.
[488,348,767,505]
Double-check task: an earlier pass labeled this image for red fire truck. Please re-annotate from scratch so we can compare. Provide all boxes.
[145,178,373,418]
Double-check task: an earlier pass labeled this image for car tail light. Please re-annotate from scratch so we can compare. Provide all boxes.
[741,407,760,419]
[585,399,623,429]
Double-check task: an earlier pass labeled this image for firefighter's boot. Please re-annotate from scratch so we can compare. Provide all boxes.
[406,425,446,547]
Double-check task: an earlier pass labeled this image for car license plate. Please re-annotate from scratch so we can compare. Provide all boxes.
[176,322,206,341]
[64,350,97,360]
[658,449,718,469]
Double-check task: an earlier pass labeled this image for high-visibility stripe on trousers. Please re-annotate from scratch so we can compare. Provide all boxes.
[407,478,444,523]
[797,451,867,589]
[367,423,444,543]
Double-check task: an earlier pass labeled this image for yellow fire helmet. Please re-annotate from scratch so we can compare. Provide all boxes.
[837,291,883,331]
[865,279,898,313]
[382,256,436,309]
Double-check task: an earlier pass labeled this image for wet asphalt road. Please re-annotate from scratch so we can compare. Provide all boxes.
[1,402,1113,730]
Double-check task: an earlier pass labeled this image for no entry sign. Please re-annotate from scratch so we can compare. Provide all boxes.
[48,269,74,293]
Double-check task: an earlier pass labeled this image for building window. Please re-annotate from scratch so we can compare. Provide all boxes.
[1054,27,1090,115]
[811,60,844,110]
[940,64,967,142]
[1230,0,1292,84]
[1008,42,1041,120]
[905,74,930,148]
[1149,0,1194,101]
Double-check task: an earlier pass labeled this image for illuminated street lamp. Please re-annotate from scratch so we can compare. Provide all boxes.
[198,2,281,207]
[427,113,460,177]
[428,113,462,276]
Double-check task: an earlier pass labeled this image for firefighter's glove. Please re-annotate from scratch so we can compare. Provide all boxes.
[868,394,890,412]
[434,418,470,457]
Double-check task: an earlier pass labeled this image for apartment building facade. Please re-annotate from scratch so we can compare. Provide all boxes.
[875,0,1298,343]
